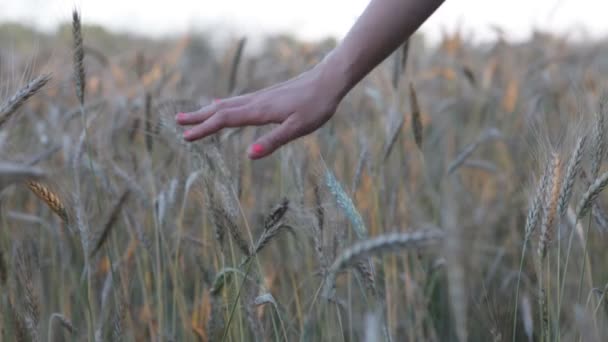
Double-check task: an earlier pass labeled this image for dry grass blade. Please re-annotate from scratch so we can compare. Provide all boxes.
[383,102,405,161]
[228,37,247,94]
[26,181,69,223]
[409,82,423,150]
[144,93,153,153]
[576,170,608,219]
[352,147,367,192]
[391,40,409,89]
[72,9,86,105]
[0,248,6,285]
[90,189,130,258]
[400,40,410,71]
[0,74,52,128]
[447,128,502,174]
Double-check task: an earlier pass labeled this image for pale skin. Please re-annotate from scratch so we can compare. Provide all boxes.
[176,0,445,159]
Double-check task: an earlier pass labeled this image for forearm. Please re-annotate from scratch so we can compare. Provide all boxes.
[319,0,445,98]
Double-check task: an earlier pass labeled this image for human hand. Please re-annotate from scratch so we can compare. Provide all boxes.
[175,64,345,160]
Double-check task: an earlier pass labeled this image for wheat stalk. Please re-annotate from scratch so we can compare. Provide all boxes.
[90,190,130,258]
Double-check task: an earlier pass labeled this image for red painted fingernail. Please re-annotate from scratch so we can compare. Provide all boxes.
[251,144,264,154]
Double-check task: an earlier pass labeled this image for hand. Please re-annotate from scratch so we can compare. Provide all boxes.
[175,65,344,160]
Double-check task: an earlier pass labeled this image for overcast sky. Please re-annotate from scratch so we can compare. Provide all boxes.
[1,0,607,43]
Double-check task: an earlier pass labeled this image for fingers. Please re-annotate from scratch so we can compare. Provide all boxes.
[183,106,272,142]
[248,117,301,159]
[176,95,250,125]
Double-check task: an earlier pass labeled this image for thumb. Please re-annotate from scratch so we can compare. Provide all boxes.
[248,119,300,160]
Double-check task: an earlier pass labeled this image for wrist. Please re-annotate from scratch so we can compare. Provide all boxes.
[315,51,355,102]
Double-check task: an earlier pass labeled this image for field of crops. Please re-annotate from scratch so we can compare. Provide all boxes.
[2,11,608,341]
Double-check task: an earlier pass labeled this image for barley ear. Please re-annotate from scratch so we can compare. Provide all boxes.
[72,9,86,106]
[524,161,552,239]
[591,111,605,180]
[0,74,51,129]
[577,171,608,219]
[538,153,562,260]
[558,136,586,218]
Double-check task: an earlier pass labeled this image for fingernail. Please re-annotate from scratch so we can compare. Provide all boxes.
[213,98,221,103]
[251,144,264,155]
[183,130,191,139]
[176,112,186,120]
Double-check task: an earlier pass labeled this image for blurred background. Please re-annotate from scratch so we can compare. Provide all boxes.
[4,1,608,341]
[2,0,608,44]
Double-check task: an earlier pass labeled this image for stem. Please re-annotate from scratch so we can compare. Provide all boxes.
[221,259,255,342]
[576,216,592,302]
[559,216,578,307]
[512,238,529,342]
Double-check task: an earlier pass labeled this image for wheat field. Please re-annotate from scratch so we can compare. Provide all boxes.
[1,11,608,341]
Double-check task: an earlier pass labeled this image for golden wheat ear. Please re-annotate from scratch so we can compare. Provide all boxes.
[25,180,69,223]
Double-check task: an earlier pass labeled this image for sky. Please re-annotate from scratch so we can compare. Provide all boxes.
[1,0,608,43]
